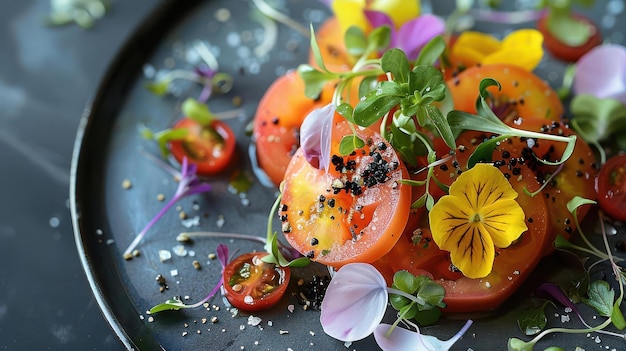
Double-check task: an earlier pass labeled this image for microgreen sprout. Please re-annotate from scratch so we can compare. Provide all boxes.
[508,197,625,350]
[149,244,229,313]
[122,157,212,259]
[45,0,109,29]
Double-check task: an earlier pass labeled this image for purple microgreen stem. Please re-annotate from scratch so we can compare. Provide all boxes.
[123,157,212,259]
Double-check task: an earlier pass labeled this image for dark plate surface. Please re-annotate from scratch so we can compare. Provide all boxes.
[71,0,626,350]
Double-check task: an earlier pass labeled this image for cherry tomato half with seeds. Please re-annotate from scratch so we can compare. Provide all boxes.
[169,117,236,176]
[537,13,602,62]
[447,64,564,123]
[222,252,291,312]
[597,153,626,221]
[279,119,412,268]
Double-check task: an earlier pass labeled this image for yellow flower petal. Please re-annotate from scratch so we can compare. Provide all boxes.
[484,29,544,70]
[429,164,527,279]
[332,0,369,35]
[449,31,502,69]
[369,0,420,29]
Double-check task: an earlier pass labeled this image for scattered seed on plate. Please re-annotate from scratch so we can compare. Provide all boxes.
[122,179,132,189]
[208,253,216,260]
[192,260,201,270]
[156,193,165,201]
[211,317,218,323]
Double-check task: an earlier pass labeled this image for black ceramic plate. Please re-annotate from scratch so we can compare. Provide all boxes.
[71,0,626,350]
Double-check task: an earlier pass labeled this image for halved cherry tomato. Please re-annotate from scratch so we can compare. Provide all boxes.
[222,252,291,312]
[253,70,334,186]
[597,153,626,221]
[169,117,236,176]
[447,64,564,122]
[279,119,412,267]
[537,13,602,62]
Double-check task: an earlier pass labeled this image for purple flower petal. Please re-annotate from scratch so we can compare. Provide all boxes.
[573,44,626,105]
[364,10,398,48]
[320,263,388,342]
[299,104,335,172]
[216,244,229,268]
[374,320,473,351]
[396,14,445,61]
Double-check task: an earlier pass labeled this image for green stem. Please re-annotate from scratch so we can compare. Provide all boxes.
[265,194,283,253]
[386,287,427,305]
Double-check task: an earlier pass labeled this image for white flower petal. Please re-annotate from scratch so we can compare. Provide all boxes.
[374,320,473,351]
[299,103,335,171]
[320,263,388,342]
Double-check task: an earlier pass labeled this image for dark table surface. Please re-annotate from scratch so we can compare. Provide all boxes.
[0,1,159,349]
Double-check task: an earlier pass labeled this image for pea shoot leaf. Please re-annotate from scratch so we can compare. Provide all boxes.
[517,301,550,336]
[414,35,447,66]
[381,49,410,84]
[338,134,365,155]
[345,26,368,57]
[354,81,404,126]
[583,280,614,317]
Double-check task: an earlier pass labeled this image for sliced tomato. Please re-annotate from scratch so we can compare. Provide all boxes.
[253,70,334,186]
[537,13,602,62]
[597,153,626,221]
[279,119,412,267]
[169,117,236,176]
[447,64,564,122]
[222,252,291,312]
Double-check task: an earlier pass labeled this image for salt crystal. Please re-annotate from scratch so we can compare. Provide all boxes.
[172,245,188,257]
[181,215,200,228]
[247,315,262,326]
[287,305,295,313]
[170,269,178,277]
[159,250,172,262]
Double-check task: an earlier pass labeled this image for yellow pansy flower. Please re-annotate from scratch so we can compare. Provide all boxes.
[331,0,420,35]
[449,29,544,71]
[428,163,527,279]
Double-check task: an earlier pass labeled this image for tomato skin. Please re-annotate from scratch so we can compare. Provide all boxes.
[253,71,334,186]
[447,64,564,122]
[279,119,412,268]
[222,252,291,312]
[597,154,626,221]
[537,13,602,62]
[169,118,236,176]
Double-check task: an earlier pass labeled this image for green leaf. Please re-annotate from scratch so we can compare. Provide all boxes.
[566,196,596,215]
[367,25,391,54]
[381,48,410,84]
[393,270,420,294]
[517,302,550,336]
[389,292,411,310]
[399,303,419,320]
[149,299,187,314]
[547,8,593,47]
[336,103,355,123]
[414,36,447,66]
[358,76,379,99]
[467,135,509,168]
[145,80,169,96]
[425,105,455,150]
[339,134,365,155]
[583,280,615,317]
[286,257,311,268]
[447,110,513,136]
[353,81,404,127]
[308,23,328,72]
[611,300,626,330]
[570,95,626,145]
[344,26,368,56]
[507,337,533,351]
[413,307,442,325]
[415,280,446,308]
[154,128,189,157]
[182,98,214,125]
[297,64,336,99]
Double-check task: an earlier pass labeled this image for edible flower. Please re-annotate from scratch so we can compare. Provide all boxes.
[572,44,626,105]
[428,163,527,278]
[299,103,335,172]
[330,0,420,35]
[320,263,389,342]
[123,157,212,259]
[374,320,473,351]
[449,29,544,71]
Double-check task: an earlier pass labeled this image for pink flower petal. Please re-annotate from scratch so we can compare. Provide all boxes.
[396,14,445,60]
[573,44,626,105]
[320,263,388,342]
[299,104,335,172]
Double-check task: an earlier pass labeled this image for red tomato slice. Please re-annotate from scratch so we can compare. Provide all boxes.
[169,118,236,176]
[279,119,412,267]
[253,70,334,186]
[597,153,626,221]
[537,13,602,62]
[447,64,564,122]
[222,252,291,312]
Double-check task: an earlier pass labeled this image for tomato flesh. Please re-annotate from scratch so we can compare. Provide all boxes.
[447,64,564,123]
[170,118,236,176]
[279,120,411,267]
[597,154,626,221]
[253,71,334,186]
[222,252,291,312]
